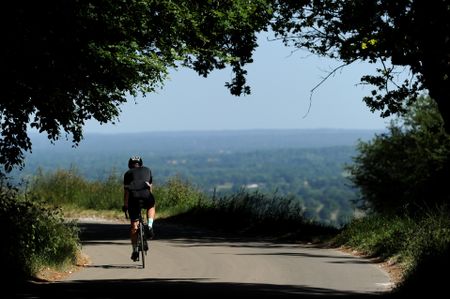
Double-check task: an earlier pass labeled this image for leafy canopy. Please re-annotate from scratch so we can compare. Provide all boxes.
[4,0,450,174]
[1,0,272,172]
[271,0,450,132]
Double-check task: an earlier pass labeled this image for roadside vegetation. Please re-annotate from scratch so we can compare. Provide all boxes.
[0,174,80,285]
[4,169,449,295]
[1,96,449,296]
[334,96,450,295]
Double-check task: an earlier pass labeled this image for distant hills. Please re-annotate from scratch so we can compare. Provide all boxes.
[14,128,383,226]
[16,128,382,180]
[13,129,382,178]
[28,128,383,154]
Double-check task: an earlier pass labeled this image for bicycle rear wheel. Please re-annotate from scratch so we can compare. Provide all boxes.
[138,221,146,268]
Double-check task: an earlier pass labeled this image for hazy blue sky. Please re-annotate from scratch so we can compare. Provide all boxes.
[85,33,393,134]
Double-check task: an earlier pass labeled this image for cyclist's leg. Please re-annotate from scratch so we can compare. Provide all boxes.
[128,202,141,260]
[130,219,139,245]
[147,206,155,225]
[130,219,140,261]
[140,211,149,252]
[146,194,156,225]
[145,195,156,238]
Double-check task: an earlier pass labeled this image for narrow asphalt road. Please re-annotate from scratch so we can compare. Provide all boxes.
[14,218,394,298]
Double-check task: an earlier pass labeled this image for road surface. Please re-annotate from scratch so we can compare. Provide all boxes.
[15,218,394,298]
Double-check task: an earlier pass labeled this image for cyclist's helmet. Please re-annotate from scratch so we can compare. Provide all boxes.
[128,156,143,169]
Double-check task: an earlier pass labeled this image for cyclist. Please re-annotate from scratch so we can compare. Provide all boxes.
[122,156,156,261]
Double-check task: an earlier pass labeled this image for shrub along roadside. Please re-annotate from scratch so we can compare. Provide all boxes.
[0,178,80,285]
[162,188,339,243]
[27,167,337,241]
[331,206,450,295]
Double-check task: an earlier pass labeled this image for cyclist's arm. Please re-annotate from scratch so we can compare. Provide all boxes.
[123,171,131,207]
[145,181,153,193]
[149,173,153,193]
[124,187,129,207]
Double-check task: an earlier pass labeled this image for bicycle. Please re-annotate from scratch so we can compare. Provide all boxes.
[125,208,149,269]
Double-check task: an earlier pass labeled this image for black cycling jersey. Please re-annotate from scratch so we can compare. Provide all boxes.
[124,166,154,219]
[124,166,152,187]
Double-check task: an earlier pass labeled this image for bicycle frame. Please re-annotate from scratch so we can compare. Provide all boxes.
[125,209,148,269]
[136,210,148,268]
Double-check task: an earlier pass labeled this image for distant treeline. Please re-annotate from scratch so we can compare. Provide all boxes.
[16,142,360,226]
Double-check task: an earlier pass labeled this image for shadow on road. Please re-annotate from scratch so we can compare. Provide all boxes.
[15,278,388,298]
[76,219,332,248]
[10,219,397,298]
[75,219,386,268]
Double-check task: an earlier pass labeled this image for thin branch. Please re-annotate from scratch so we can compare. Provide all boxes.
[303,59,356,118]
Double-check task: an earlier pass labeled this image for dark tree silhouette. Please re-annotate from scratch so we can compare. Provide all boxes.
[4,1,450,175]
[0,0,272,172]
[271,0,450,133]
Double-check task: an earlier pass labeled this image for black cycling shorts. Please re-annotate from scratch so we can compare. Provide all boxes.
[128,193,155,221]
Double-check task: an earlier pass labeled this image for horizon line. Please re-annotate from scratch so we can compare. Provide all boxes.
[77,127,387,135]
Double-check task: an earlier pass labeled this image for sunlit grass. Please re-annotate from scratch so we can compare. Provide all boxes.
[332,205,450,294]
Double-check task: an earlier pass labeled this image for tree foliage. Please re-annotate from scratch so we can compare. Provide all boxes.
[1,0,272,172]
[271,0,450,133]
[347,96,450,215]
[4,0,450,176]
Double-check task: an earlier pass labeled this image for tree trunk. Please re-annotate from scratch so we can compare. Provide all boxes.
[430,90,450,135]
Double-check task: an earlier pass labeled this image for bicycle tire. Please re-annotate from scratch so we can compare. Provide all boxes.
[138,220,146,268]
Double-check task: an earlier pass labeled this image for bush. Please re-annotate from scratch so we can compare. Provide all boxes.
[333,214,415,259]
[346,96,450,215]
[0,180,80,283]
[28,167,123,210]
[154,175,206,214]
[333,206,450,295]
[396,207,450,294]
